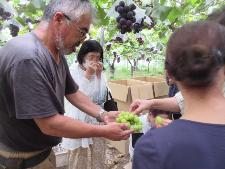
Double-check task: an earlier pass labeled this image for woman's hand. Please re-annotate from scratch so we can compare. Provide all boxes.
[96,62,103,79]
[129,99,153,115]
[84,61,98,80]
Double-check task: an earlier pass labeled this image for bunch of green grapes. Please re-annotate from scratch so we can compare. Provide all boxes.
[116,111,143,132]
[155,116,164,126]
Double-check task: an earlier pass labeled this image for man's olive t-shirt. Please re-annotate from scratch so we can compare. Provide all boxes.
[0,32,78,151]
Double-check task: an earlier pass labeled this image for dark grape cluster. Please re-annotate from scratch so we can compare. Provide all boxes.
[134,17,146,45]
[9,24,19,37]
[144,17,155,30]
[133,17,145,34]
[138,53,145,60]
[0,7,11,20]
[115,1,136,34]
[106,42,112,51]
[146,57,151,62]
[134,0,142,6]
[25,18,40,24]
[137,37,144,45]
[117,56,121,63]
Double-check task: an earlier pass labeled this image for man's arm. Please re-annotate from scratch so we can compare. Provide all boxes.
[34,114,132,141]
[65,90,101,118]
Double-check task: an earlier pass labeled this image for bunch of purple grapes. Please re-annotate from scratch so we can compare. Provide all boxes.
[133,17,145,34]
[0,7,19,37]
[0,7,11,20]
[9,24,19,37]
[115,1,136,34]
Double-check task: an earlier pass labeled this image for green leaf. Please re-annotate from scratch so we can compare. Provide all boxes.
[187,0,204,6]
[187,0,198,5]
[13,0,20,5]
[15,16,26,26]
[167,7,182,23]
[32,0,42,9]
[145,7,153,16]
[23,3,37,14]
[152,5,172,21]
[94,4,109,26]
[91,0,110,7]
[160,0,166,5]
[108,26,117,39]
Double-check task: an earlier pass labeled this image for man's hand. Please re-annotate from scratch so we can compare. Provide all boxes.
[129,99,153,115]
[103,122,133,141]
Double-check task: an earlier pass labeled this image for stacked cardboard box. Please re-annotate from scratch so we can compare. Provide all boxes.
[108,79,154,111]
[132,76,169,98]
[107,79,154,154]
[107,77,169,154]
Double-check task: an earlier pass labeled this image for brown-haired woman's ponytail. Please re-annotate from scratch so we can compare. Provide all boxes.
[165,21,225,87]
[167,44,224,87]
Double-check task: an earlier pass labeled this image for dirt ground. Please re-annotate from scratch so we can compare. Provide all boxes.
[55,141,131,169]
[105,142,131,169]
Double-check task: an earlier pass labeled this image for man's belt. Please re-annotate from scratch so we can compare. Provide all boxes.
[0,148,51,169]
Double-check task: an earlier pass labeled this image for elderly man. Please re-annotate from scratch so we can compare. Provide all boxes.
[0,0,132,169]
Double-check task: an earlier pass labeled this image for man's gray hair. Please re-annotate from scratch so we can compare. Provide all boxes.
[43,0,94,21]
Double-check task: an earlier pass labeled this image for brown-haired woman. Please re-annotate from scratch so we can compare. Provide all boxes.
[133,21,225,169]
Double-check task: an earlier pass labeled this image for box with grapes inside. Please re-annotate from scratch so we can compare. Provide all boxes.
[116,111,143,132]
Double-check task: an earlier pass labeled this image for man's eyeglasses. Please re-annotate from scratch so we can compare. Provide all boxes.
[63,13,88,38]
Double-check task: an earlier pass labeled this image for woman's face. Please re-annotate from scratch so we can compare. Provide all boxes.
[84,52,101,63]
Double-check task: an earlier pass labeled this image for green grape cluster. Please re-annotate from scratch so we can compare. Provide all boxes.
[155,116,163,126]
[116,112,143,132]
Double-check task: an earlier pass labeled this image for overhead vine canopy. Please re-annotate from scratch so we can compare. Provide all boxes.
[0,0,224,77]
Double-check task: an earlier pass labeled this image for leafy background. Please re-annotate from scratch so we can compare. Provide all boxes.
[0,0,224,79]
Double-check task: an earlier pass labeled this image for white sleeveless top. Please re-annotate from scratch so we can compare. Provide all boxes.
[61,62,107,150]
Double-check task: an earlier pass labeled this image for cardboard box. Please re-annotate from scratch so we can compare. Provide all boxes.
[132,76,169,98]
[108,79,154,111]
[108,79,154,154]
[108,139,129,154]
[54,150,68,168]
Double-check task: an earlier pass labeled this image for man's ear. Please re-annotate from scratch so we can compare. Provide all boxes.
[53,12,65,24]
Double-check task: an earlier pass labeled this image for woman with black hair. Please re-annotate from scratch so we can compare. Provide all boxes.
[61,40,108,169]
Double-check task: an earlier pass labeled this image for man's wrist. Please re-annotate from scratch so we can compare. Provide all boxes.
[96,109,108,123]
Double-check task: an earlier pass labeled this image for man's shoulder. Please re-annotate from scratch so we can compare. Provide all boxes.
[0,33,49,69]
[6,33,38,57]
